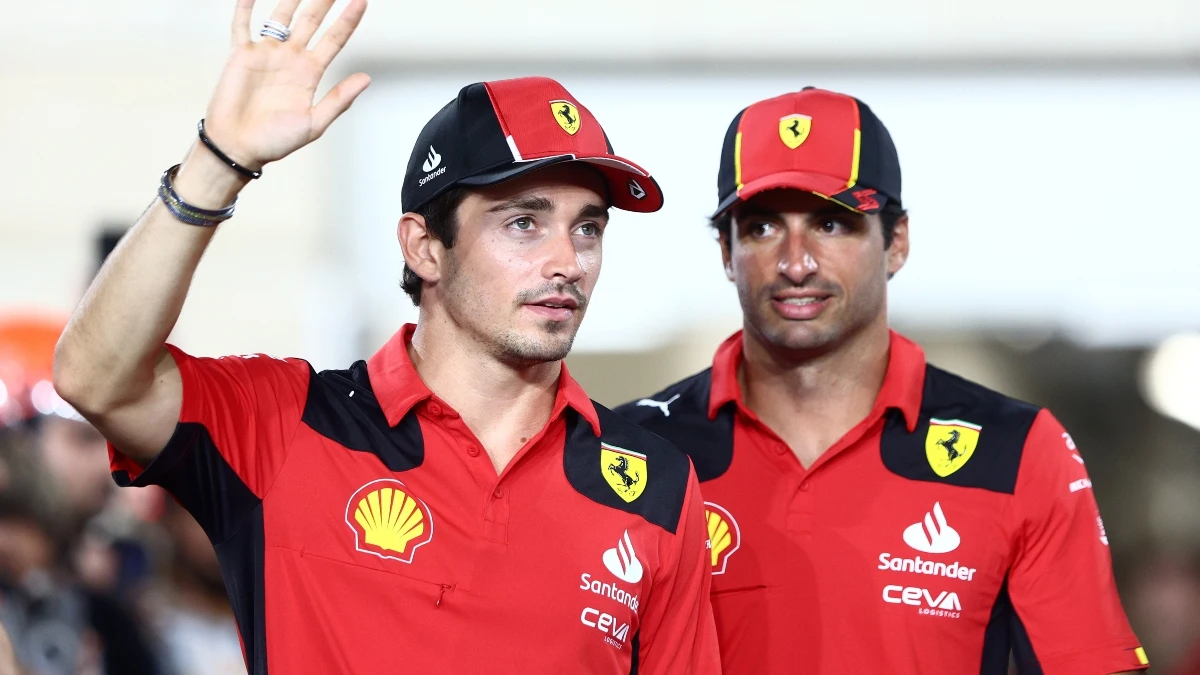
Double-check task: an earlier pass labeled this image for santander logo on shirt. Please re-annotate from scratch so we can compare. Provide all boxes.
[903,502,960,554]
[879,502,977,583]
[603,530,644,584]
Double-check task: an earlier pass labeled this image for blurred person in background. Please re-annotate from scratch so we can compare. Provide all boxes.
[0,439,102,675]
[0,320,162,675]
[618,87,1147,675]
[145,499,244,675]
[53,0,717,673]
[0,622,17,675]
[0,316,112,531]
[1124,552,1200,674]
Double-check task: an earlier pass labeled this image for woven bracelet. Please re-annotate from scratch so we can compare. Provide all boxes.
[158,164,237,227]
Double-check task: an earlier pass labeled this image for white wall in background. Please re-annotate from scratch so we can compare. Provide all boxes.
[345,69,1200,352]
[1,0,1196,363]
[6,0,1197,63]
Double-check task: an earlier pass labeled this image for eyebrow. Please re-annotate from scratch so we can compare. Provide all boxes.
[736,205,863,221]
[487,197,609,222]
[487,196,555,214]
[578,203,610,221]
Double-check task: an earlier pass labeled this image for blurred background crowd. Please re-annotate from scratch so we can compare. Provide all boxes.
[2,0,1198,673]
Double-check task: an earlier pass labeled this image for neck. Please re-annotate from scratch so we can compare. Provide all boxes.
[408,310,561,473]
[739,314,892,468]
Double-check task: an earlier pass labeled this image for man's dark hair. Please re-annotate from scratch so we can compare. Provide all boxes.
[710,199,907,252]
[401,187,469,306]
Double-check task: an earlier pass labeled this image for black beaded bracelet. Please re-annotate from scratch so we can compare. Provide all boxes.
[197,119,262,180]
[158,164,237,227]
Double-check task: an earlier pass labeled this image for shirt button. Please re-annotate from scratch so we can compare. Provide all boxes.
[428,402,443,416]
[493,486,504,499]
[776,443,789,455]
[800,481,811,492]
[467,445,480,457]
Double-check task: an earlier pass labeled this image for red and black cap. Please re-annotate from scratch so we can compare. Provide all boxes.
[402,76,664,214]
[714,87,901,217]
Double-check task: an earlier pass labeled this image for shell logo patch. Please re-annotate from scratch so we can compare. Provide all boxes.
[925,418,982,477]
[704,502,741,575]
[779,114,812,149]
[345,479,434,564]
[601,443,647,503]
[551,100,581,135]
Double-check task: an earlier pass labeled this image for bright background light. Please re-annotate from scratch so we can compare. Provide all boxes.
[1142,333,1200,431]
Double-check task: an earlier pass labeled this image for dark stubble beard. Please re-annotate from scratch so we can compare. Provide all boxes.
[442,255,589,367]
[741,276,858,353]
[494,282,589,366]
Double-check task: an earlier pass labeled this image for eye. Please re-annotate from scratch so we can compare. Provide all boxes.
[509,216,535,231]
[819,218,849,234]
[750,221,776,238]
[576,222,601,237]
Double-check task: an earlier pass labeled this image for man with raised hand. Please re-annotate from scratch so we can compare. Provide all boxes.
[54,1,718,672]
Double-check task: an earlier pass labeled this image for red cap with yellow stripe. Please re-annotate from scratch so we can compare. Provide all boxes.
[713,87,901,217]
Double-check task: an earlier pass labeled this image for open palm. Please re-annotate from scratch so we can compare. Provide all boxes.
[203,0,371,169]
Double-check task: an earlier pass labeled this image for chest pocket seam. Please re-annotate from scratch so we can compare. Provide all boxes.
[270,544,458,590]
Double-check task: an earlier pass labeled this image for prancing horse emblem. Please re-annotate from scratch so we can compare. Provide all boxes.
[600,444,648,502]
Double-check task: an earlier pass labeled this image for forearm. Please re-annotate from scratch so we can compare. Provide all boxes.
[54,141,248,413]
[54,0,368,461]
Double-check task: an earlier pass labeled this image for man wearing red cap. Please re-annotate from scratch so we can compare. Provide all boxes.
[53,1,717,673]
[618,88,1147,674]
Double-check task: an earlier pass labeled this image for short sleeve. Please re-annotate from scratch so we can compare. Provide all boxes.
[1007,409,1149,675]
[108,345,310,540]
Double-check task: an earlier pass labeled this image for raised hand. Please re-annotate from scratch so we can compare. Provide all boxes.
[202,0,370,171]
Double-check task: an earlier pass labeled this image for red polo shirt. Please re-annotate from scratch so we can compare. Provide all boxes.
[618,330,1147,675]
[108,324,719,674]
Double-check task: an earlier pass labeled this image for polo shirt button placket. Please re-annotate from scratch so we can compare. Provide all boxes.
[483,483,509,543]
[788,477,815,537]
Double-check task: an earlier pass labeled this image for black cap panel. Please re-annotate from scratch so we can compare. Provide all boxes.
[400,83,511,213]
[854,98,903,207]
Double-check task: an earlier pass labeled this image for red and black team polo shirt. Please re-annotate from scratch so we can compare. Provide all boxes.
[618,330,1148,675]
[108,324,719,674]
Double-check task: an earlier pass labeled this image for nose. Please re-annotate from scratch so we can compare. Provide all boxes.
[777,228,819,283]
[542,225,584,283]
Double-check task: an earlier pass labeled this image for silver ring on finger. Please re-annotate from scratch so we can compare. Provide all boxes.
[259,19,292,42]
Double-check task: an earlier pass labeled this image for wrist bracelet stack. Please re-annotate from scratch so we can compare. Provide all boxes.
[158,164,237,227]
[157,119,263,227]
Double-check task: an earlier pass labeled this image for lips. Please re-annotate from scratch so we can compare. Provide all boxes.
[526,295,579,310]
[769,288,834,320]
[522,294,580,321]
[774,296,826,306]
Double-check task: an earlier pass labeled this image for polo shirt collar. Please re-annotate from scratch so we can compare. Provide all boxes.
[708,329,926,432]
[366,323,601,435]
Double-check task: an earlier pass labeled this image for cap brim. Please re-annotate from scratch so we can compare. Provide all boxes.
[459,154,664,213]
[711,171,887,218]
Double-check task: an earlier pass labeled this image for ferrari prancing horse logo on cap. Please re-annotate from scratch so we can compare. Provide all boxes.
[551,100,581,135]
[779,114,812,149]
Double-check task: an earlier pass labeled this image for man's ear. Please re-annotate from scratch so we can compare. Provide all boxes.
[398,212,444,286]
[886,213,910,280]
[719,228,735,282]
